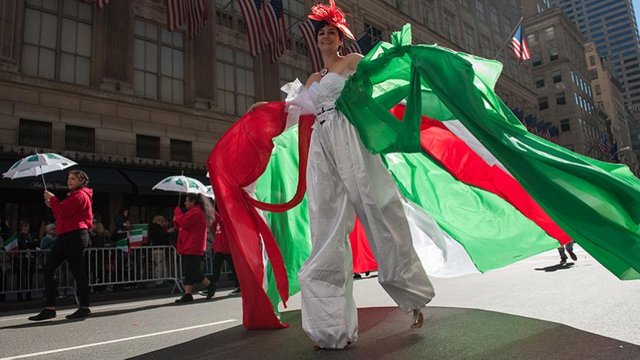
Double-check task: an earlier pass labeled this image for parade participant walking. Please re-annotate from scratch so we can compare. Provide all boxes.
[29,170,93,321]
[173,193,216,303]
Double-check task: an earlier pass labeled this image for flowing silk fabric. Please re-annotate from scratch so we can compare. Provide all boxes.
[336,24,640,280]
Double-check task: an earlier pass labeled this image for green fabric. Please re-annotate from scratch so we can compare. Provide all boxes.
[254,127,312,310]
[383,152,559,271]
[336,24,640,280]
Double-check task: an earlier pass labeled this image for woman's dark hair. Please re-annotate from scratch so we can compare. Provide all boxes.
[314,20,345,41]
[185,193,214,224]
[69,169,89,187]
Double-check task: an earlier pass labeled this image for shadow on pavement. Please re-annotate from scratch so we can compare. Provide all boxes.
[0,301,179,330]
[131,306,639,360]
[534,263,575,272]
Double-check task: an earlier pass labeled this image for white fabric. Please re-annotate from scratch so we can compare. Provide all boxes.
[281,79,315,130]
[298,73,435,349]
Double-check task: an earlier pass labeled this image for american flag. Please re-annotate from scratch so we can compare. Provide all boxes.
[509,25,530,62]
[167,0,209,39]
[342,32,375,56]
[261,0,289,63]
[238,0,265,57]
[598,132,608,154]
[299,19,322,72]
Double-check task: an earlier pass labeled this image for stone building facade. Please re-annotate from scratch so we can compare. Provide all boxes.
[0,0,534,230]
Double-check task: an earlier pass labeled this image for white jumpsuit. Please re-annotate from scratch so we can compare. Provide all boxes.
[298,72,435,349]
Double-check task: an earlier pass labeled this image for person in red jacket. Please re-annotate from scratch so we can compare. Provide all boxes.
[29,170,93,321]
[203,204,240,298]
[173,192,216,303]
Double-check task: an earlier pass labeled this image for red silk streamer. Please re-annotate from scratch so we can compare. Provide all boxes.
[208,102,292,329]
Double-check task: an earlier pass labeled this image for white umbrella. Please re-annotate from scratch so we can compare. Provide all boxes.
[152,175,208,205]
[203,185,215,199]
[2,152,77,190]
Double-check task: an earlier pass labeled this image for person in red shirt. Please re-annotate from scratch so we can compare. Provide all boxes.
[29,170,93,321]
[173,193,216,303]
[205,204,240,298]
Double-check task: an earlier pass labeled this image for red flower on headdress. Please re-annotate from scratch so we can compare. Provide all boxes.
[308,0,355,40]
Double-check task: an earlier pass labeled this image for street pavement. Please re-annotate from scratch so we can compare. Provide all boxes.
[0,246,638,359]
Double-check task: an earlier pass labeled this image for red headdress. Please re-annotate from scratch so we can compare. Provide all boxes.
[308,0,355,40]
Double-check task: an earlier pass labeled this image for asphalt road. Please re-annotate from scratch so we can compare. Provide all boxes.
[0,246,638,359]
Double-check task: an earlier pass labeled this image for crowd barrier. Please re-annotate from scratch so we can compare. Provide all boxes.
[0,246,232,302]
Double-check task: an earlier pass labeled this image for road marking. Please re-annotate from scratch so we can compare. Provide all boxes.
[0,319,237,360]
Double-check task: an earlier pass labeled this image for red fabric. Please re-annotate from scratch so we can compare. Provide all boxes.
[49,187,93,235]
[349,217,377,273]
[389,105,572,245]
[173,205,207,256]
[207,102,292,329]
[212,211,230,254]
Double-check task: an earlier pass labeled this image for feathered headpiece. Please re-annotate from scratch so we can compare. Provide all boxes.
[308,0,355,40]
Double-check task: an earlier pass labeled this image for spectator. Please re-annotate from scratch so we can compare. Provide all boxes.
[40,223,57,250]
[172,193,216,303]
[16,221,37,301]
[113,208,130,241]
[149,215,169,284]
[29,169,94,321]
[90,223,110,248]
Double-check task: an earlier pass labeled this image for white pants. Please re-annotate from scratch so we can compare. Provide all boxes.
[299,111,435,349]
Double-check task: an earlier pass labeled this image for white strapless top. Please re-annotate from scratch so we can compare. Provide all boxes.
[308,72,347,111]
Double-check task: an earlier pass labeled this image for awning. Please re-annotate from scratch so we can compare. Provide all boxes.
[0,160,133,193]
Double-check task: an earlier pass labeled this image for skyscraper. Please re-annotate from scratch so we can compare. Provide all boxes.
[541,0,640,110]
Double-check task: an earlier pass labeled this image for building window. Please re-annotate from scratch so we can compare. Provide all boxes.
[216,45,255,115]
[552,70,562,83]
[538,96,549,110]
[422,0,435,29]
[170,139,192,162]
[19,119,52,148]
[560,119,570,132]
[65,125,94,152]
[136,134,161,159]
[364,23,383,42]
[22,0,93,85]
[133,20,184,104]
[532,52,542,67]
[555,92,566,105]
[543,27,555,41]
[549,47,559,61]
[442,10,456,43]
[589,55,596,66]
[463,22,475,53]
[595,84,601,95]
[535,75,545,88]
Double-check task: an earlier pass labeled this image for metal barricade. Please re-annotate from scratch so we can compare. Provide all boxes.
[0,249,74,297]
[0,246,183,300]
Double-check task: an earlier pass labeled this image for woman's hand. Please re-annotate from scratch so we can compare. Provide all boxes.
[43,191,54,200]
[246,101,268,114]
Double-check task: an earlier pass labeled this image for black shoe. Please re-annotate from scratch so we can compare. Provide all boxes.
[29,309,56,321]
[206,282,216,300]
[175,294,194,303]
[66,308,92,320]
[228,288,241,296]
[560,258,567,265]
[568,249,577,261]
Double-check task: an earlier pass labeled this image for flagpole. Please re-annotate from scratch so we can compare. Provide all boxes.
[494,16,523,59]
